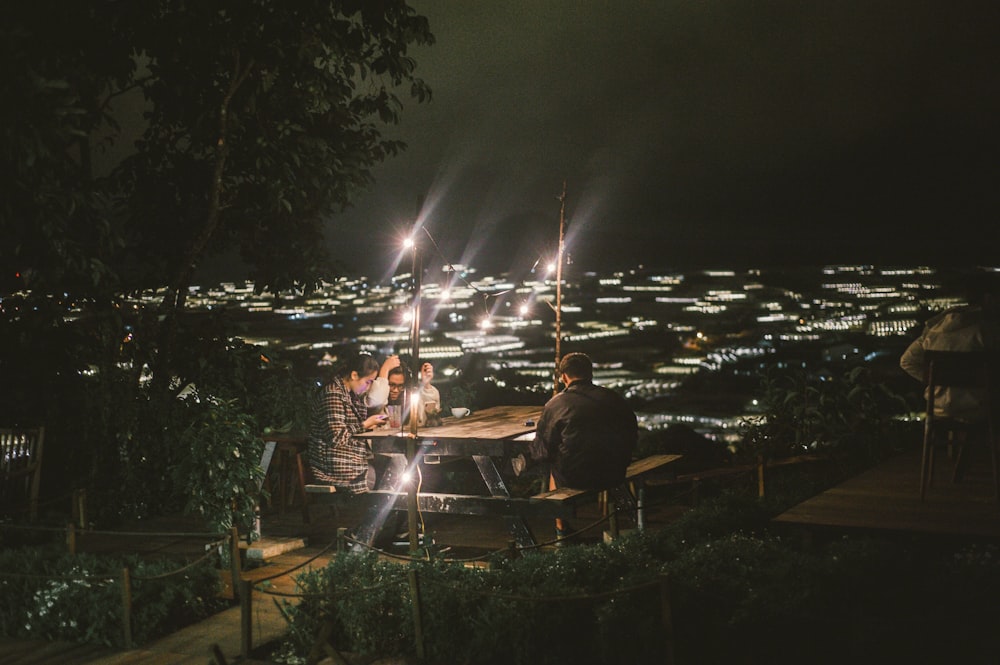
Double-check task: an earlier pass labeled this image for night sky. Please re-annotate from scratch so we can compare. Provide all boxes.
[329,1,1000,279]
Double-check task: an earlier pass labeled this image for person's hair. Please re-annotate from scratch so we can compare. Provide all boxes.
[330,353,380,382]
[388,364,409,383]
[558,352,593,381]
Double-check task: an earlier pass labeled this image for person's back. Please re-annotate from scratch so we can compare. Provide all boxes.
[900,273,1000,422]
[531,353,638,489]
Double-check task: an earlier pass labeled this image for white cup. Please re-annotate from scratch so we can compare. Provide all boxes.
[451,407,471,418]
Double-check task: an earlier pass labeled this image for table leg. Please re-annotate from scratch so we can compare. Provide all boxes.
[354,455,408,547]
[472,455,537,548]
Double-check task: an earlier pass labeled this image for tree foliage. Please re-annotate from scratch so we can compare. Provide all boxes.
[3,0,432,299]
[0,1,433,525]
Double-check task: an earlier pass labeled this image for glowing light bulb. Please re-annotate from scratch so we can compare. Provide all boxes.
[519,304,529,316]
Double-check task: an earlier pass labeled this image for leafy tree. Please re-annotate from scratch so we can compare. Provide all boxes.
[0,1,433,524]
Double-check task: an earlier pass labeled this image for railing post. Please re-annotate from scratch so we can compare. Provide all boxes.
[229,526,242,600]
[72,488,87,529]
[658,573,675,665]
[240,577,253,658]
[757,455,767,498]
[408,568,426,660]
[121,567,133,649]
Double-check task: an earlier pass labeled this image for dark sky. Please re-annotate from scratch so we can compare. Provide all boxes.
[329,1,1000,279]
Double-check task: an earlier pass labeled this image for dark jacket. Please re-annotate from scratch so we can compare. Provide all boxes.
[530,379,638,489]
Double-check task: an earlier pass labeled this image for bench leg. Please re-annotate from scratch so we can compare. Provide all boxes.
[294,452,311,524]
[605,491,619,539]
[636,481,646,531]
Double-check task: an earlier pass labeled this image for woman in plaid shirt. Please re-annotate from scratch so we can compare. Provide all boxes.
[308,353,388,493]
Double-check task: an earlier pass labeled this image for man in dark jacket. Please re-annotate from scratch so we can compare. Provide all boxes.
[530,352,638,489]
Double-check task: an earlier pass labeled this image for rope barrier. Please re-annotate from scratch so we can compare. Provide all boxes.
[0,570,117,583]
[132,542,225,581]
[250,536,340,584]
[0,521,225,539]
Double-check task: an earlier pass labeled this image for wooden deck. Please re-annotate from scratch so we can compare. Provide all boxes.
[773,447,1000,541]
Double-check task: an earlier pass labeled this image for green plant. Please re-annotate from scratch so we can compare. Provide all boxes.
[0,545,224,648]
[172,397,265,537]
[737,366,913,470]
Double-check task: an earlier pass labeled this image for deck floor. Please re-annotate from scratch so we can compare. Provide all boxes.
[773,447,1000,540]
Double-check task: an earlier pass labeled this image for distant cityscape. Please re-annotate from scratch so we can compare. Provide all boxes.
[17,263,990,443]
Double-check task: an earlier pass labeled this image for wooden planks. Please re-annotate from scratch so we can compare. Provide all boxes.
[773,448,1000,540]
[361,405,542,442]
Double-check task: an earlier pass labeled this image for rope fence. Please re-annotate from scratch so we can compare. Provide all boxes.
[0,522,230,650]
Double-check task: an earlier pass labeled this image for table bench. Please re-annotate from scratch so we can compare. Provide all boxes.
[530,453,683,536]
[305,453,682,545]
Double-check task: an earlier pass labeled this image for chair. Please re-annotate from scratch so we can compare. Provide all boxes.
[0,426,45,520]
[919,351,999,501]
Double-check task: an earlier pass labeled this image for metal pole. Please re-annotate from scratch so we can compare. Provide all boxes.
[407,232,421,553]
[408,568,427,659]
[554,180,567,397]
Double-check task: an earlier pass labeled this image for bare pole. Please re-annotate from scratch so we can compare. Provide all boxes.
[554,181,567,397]
[407,201,423,554]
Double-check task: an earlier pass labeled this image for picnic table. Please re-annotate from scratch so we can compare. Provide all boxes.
[305,405,683,550]
[356,405,542,548]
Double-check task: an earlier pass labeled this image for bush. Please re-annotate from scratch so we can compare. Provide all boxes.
[271,493,1000,664]
[0,544,225,648]
[737,366,915,471]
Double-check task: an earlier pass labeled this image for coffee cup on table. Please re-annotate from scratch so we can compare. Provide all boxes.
[451,407,470,418]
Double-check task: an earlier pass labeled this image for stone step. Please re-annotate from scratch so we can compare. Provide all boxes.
[240,535,307,561]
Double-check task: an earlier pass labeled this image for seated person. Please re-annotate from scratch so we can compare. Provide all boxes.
[364,354,401,415]
[529,352,638,490]
[307,353,387,493]
[416,361,442,426]
[900,272,999,423]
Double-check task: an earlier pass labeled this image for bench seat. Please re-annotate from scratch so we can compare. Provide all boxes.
[304,453,683,542]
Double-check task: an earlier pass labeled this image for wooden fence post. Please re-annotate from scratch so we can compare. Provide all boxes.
[408,568,426,660]
[66,523,76,555]
[658,573,675,665]
[757,455,767,497]
[240,578,253,658]
[121,567,133,649]
[229,526,242,600]
[72,488,87,529]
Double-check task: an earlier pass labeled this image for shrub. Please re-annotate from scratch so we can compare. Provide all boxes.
[737,366,914,471]
[271,492,1000,664]
[0,544,225,648]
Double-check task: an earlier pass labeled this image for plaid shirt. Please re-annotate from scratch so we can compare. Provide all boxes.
[308,380,372,493]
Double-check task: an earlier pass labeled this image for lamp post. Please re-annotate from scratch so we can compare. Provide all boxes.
[553,180,567,397]
[404,232,421,553]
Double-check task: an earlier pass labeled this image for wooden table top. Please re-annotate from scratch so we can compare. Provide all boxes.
[360,405,543,442]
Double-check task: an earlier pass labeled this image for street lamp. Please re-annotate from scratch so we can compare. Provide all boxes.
[404,231,422,553]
